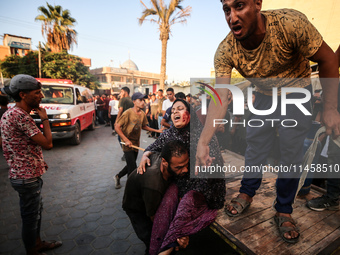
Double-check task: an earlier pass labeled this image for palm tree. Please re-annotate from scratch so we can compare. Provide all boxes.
[35,3,77,53]
[139,0,191,90]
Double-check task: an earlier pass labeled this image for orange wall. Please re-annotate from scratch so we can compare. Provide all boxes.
[0,45,10,61]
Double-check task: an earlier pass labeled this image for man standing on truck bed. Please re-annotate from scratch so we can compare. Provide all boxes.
[196,0,340,244]
[1,74,62,255]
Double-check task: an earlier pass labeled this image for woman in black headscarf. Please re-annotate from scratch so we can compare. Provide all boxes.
[137,99,226,255]
[138,98,225,209]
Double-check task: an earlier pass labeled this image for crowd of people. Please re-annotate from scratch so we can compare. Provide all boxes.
[1,1,340,254]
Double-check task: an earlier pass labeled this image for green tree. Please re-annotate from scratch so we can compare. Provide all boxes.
[0,52,39,78]
[42,51,98,89]
[0,55,22,78]
[0,51,99,89]
[35,2,77,52]
[139,0,191,90]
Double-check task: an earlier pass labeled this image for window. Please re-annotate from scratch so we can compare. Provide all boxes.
[126,78,136,83]
[140,79,149,85]
[102,76,107,82]
[41,85,74,104]
[78,86,93,102]
[75,88,86,103]
[111,76,121,82]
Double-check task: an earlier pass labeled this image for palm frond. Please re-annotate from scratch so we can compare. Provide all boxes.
[139,9,158,25]
[35,15,47,21]
[54,5,62,15]
[37,6,51,20]
[138,0,191,90]
[150,0,161,14]
[35,2,77,52]
[140,0,148,9]
[169,5,191,26]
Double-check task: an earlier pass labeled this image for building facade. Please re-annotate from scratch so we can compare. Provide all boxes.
[0,34,32,59]
[90,59,164,95]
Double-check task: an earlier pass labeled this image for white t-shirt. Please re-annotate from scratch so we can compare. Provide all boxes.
[162,99,174,112]
[109,100,119,115]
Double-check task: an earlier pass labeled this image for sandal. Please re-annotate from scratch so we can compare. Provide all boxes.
[225,197,251,217]
[274,215,300,244]
[37,240,62,252]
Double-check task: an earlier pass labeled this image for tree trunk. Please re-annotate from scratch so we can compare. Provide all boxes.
[160,35,168,90]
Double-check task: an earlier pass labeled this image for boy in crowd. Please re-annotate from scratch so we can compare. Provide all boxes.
[114,92,163,189]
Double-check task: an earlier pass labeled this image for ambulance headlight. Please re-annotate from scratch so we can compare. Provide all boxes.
[53,113,70,119]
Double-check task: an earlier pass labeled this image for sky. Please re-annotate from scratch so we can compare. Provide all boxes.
[0,0,230,82]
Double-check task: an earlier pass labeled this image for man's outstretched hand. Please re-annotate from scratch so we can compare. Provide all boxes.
[322,109,340,139]
[195,141,215,176]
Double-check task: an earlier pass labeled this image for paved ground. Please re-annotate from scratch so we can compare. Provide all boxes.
[0,124,236,255]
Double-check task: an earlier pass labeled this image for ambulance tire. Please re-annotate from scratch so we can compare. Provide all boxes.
[88,115,95,130]
[70,122,81,145]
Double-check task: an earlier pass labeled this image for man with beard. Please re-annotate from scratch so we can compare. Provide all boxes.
[1,74,62,255]
[122,140,189,255]
[196,0,340,244]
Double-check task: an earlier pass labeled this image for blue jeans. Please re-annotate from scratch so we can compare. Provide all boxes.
[241,85,313,214]
[11,178,43,250]
[158,116,163,129]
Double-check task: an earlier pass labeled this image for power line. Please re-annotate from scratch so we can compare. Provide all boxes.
[0,16,41,31]
[0,16,208,65]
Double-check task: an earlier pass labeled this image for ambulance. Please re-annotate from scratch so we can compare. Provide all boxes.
[31,78,96,145]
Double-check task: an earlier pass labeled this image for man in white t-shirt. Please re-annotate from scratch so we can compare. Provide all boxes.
[161,88,175,116]
[109,94,119,135]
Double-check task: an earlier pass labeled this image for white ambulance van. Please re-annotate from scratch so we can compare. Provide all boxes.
[31,78,96,145]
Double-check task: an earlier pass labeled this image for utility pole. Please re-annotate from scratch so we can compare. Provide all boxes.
[38,41,41,78]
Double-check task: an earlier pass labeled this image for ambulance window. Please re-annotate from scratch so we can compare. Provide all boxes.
[75,88,84,104]
[78,86,92,102]
[41,85,74,104]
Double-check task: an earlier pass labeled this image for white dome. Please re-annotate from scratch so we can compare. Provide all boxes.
[121,59,139,71]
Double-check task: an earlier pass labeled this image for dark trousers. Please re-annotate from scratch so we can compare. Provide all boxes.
[97,110,105,124]
[125,210,152,254]
[326,138,340,201]
[103,109,109,124]
[150,116,158,137]
[118,135,122,148]
[110,115,117,130]
[117,150,138,178]
[10,178,43,250]
[241,85,313,214]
